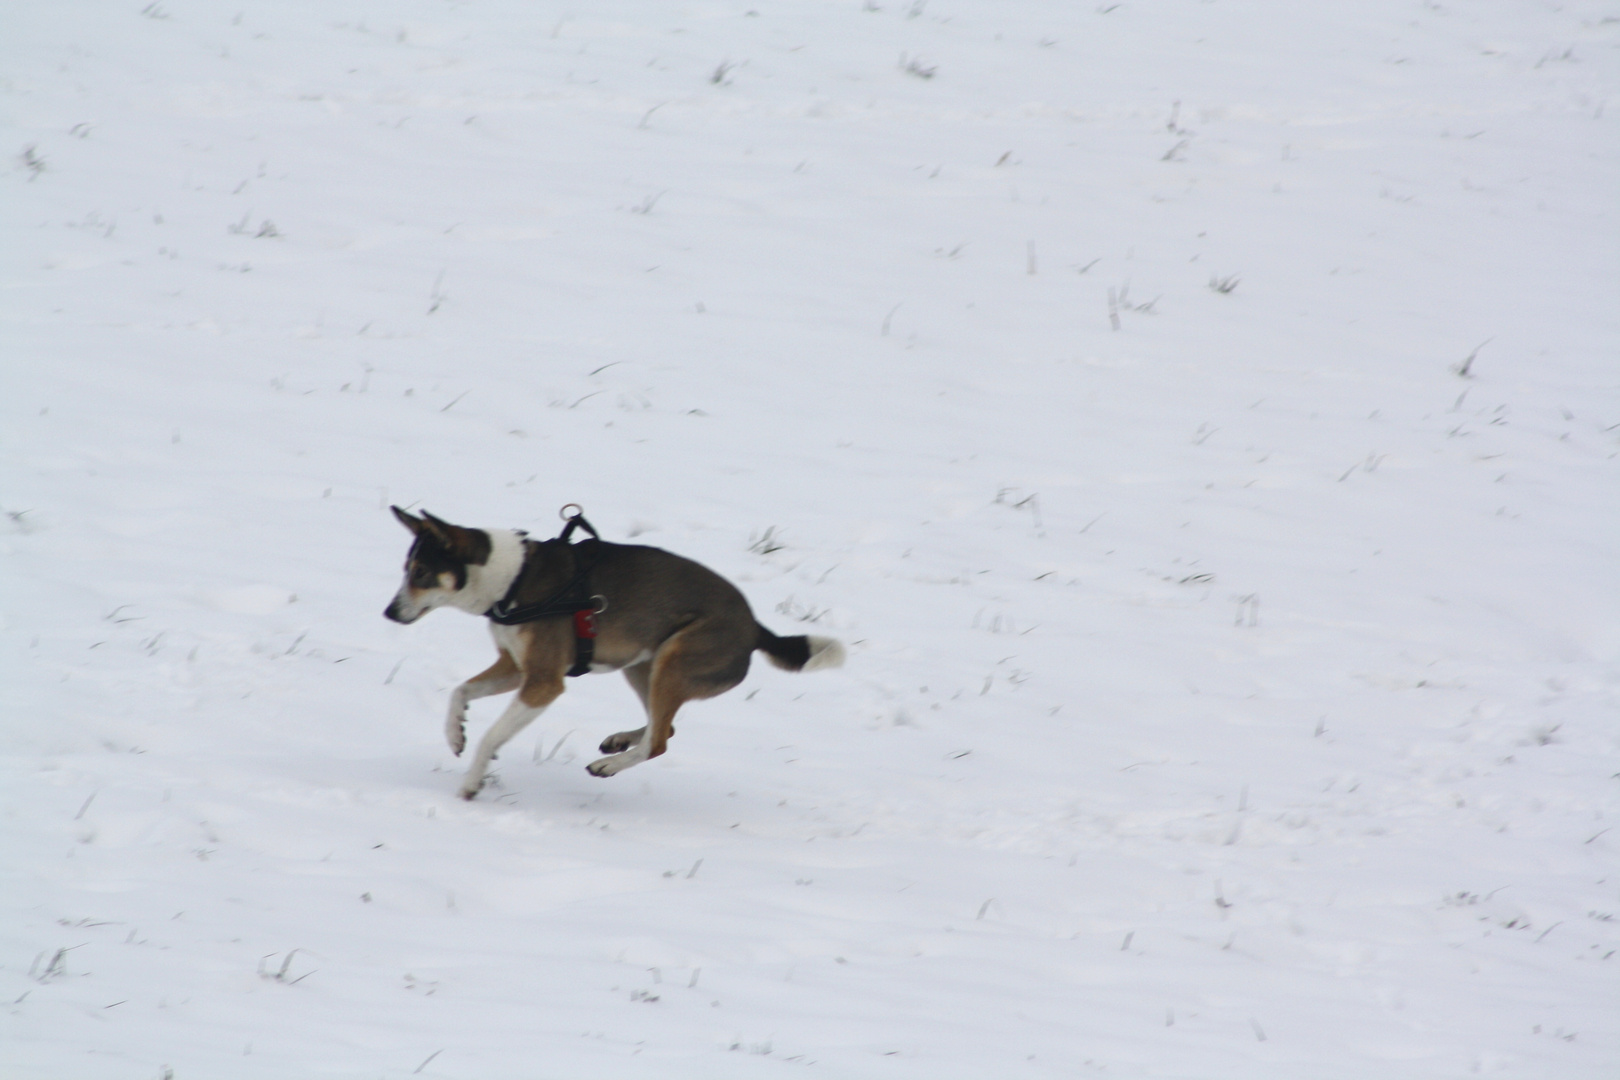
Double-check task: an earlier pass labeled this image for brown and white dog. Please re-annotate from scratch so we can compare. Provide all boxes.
[384,507,844,799]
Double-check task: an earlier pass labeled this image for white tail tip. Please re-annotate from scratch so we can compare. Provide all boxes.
[803,636,846,671]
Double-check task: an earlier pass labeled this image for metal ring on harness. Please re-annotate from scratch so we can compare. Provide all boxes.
[555,504,601,545]
[590,594,608,614]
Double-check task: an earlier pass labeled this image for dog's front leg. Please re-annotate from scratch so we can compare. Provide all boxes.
[460,675,563,799]
[446,652,521,756]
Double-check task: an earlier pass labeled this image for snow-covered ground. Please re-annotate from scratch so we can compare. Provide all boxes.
[3,1,1617,1076]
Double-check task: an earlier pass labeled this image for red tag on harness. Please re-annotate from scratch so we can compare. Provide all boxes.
[573,609,598,639]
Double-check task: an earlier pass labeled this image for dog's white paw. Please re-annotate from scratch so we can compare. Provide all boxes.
[586,742,649,777]
[446,715,467,756]
[586,754,631,778]
[598,727,645,754]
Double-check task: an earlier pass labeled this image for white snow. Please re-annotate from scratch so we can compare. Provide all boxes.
[3,1,1618,1077]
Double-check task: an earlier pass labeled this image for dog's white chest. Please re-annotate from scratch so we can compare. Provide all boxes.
[489,621,527,659]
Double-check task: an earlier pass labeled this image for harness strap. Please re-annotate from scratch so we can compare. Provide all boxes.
[485,506,606,677]
[556,504,600,544]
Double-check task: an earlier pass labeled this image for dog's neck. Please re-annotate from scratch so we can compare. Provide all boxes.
[447,528,527,616]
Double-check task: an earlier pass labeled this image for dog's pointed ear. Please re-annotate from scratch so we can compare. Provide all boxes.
[416,511,488,564]
[418,510,458,546]
[391,505,425,533]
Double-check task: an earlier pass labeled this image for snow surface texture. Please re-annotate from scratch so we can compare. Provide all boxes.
[3,2,1617,1077]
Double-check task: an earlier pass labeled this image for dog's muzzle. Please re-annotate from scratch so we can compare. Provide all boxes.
[384,593,424,624]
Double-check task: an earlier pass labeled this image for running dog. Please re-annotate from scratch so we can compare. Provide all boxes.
[384,505,844,799]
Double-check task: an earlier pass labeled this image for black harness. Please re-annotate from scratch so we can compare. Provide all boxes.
[485,505,606,677]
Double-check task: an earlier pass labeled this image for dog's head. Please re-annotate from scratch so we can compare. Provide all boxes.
[383,506,495,624]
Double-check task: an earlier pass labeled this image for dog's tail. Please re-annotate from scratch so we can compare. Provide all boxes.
[756,624,845,673]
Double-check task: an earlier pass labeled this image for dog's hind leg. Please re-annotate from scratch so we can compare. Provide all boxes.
[446,650,521,756]
[587,623,745,778]
[599,662,651,754]
[460,673,563,800]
